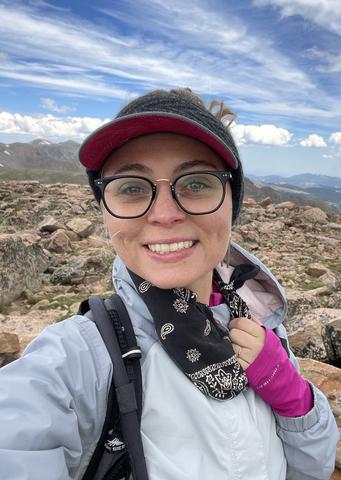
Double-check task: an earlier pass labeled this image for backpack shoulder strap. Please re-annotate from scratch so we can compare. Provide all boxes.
[105,294,143,422]
[80,294,148,480]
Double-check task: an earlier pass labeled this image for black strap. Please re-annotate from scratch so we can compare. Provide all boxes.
[86,295,148,480]
[106,295,143,422]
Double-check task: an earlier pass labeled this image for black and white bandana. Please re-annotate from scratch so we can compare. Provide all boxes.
[128,264,260,401]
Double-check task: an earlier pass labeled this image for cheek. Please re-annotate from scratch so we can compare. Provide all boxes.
[103,214,127,249]
[210,200,232,253]
[103,212,142,256]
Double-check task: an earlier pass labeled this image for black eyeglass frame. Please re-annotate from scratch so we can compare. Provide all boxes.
[94,170,233,219]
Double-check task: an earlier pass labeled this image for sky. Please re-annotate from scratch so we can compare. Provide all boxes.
[0,0,341,177]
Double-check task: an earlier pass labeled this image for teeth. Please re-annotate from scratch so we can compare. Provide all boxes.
[148,241,194,254]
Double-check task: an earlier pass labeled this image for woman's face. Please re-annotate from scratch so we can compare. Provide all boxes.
[102,133,233,303]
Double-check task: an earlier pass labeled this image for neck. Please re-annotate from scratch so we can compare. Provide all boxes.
[186,271,213,305]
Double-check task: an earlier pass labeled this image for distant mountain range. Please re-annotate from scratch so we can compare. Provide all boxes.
[0,139,85,184]
[248,174,341,210]
[249,173,341,189]
[0,139,81,172]
[0,140,340,212]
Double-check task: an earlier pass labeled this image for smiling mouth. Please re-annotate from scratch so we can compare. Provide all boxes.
[146,240,197,254]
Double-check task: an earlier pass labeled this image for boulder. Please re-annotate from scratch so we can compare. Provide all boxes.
[259,196,272,207]
[0,332,20,353]
[320,271,337,289]
[50,256,88,285]
[299,358,341,471]
[39,216,64,232]
[306,263,329,278]
[322,319,341,363]
[286,289,321,318]
[66,218,94,238]
[275,201,297,210]
[0,234,49,306]
[64,230,80,242]
[242,197,257,206]
[47,229,72,253]
[301,207,328,224]
[287,308,341,362]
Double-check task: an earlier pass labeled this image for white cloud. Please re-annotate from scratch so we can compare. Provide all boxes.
[330,132,341,145]
[231,123,293,146]
[253,0,341,36]
[0,111,110,139]
[300,134,327,148]
[40,97,75,113]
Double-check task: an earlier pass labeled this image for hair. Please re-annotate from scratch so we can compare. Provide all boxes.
[151,87,237,127]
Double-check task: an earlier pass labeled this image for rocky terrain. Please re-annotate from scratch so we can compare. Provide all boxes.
[0,179,340,475]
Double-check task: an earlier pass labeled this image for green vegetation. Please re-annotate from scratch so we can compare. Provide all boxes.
[0,166,87,185]
[301,279,324,290]
[0,304,9,315]
[327,260,341,273]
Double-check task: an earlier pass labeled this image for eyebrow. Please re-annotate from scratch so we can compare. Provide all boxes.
[111,159,220,176]
[111,163,153,175]
[173,159,220,174]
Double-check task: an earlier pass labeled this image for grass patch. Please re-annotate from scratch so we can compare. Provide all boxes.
[301,279,324,290]
[327,260,341,273]
[0,304,9,315]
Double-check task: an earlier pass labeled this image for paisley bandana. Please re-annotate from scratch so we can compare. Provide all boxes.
[128,264,260,401]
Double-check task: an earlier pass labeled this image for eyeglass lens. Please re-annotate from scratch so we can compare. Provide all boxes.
[103,172,224,218]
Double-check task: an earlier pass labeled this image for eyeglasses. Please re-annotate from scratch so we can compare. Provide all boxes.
[94,170,232,219]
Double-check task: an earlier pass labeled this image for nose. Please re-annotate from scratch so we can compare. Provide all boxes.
[146,182,187,225]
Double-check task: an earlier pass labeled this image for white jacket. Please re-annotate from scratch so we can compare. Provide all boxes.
[0,242,338,479]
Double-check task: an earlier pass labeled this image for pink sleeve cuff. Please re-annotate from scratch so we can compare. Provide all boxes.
[245,328,313,417]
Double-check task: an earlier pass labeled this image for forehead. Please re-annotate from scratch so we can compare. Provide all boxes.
[102,132,226,175]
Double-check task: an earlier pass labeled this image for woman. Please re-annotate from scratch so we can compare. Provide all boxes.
[0,88,339,479]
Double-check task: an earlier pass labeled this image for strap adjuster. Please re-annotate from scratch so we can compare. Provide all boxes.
[122,347,142,360]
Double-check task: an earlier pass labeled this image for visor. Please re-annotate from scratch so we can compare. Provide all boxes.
[79,111,238,171]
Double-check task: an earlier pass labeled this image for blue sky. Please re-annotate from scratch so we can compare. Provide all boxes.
[0,0,341,177]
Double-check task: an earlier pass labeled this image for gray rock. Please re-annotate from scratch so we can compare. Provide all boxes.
[50,257,88,285]
[306,264,329,278]
[322,318,341,363]
[287,308,341,362]
[66,218,94,238]
[301,207,328,224]
[0,234,49,306]
[39,216,64,232]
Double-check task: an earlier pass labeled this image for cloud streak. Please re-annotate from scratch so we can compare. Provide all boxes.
[0,0,335,125]
[253,0,341,36]
[40,97,75,114]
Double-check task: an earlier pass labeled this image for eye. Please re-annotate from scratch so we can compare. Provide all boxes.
[119,182,148,195]
[107,178,152,200]
[185,179,209,191]
[176,174,214,196]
